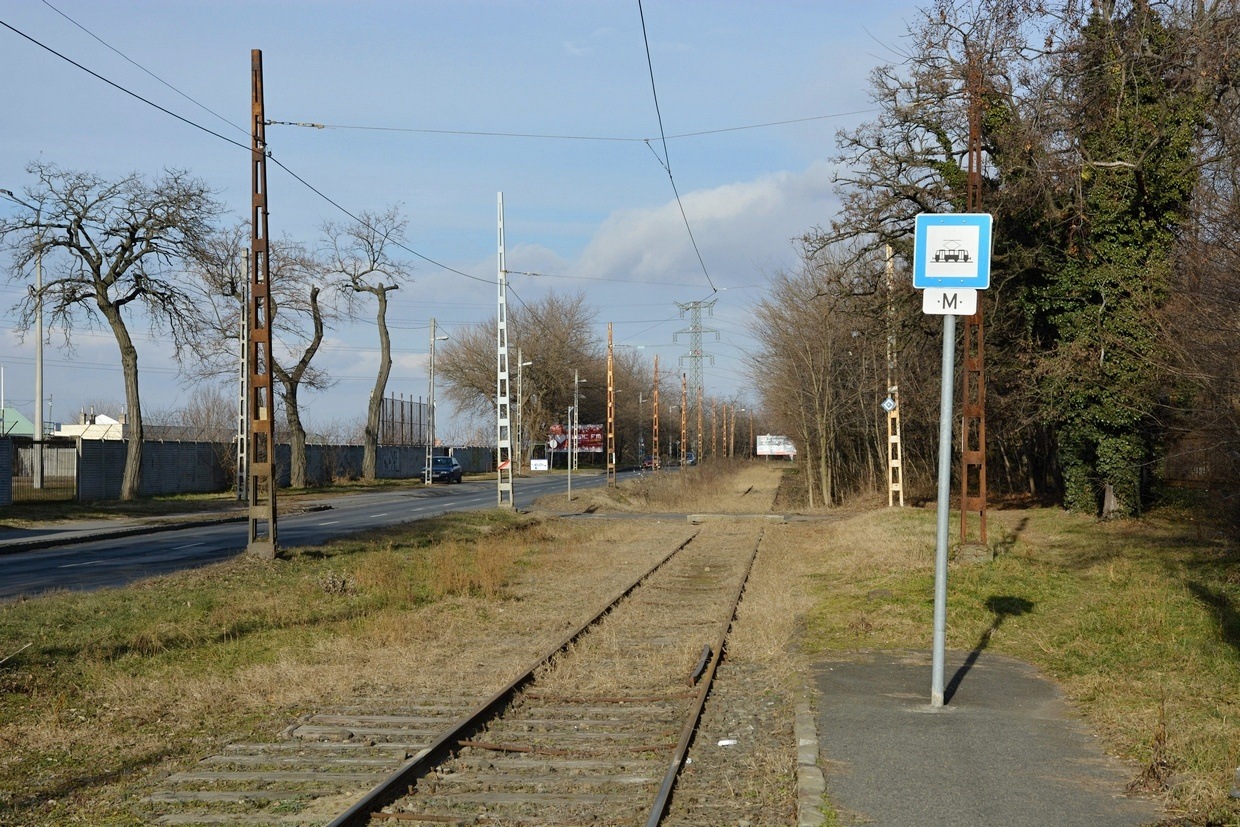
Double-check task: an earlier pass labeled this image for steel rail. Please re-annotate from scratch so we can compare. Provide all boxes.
[644,528,764,827]
[327,530,700,827]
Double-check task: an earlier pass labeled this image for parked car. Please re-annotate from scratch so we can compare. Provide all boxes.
[685,452,697,466]
[642,456,656,469]
[428,455,463,483]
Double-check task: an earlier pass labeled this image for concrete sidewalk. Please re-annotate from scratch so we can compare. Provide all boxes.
[814,650,1163,827]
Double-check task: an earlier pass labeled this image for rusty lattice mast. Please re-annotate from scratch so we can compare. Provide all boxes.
[960,55,988,546]
[247,49,277,558]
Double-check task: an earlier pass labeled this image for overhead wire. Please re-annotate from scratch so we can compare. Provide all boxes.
[2,7,780,398]
[39,0,249,138]
[266,108,875,143]
[0,14,495,289]
[3,6,832,307]
[0,16,249,153]
[636,0,717,295]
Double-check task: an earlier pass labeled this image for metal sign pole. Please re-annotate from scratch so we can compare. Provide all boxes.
[931,312,957,708]
[915,210,991,708]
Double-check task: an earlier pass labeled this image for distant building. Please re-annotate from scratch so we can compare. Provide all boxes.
[0,407,35,438]
[56,411,128,440]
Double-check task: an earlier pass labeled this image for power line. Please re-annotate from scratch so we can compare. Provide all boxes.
[636,0,716,295]
[265,108,876,143]
[0,16,249,152]
[0,15,495,289]
[267,121,640,142]
[510,269,707,290]
[263,155,494,286]
[39,0,249,138]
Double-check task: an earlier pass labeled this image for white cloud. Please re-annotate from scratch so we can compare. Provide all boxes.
[575,161,838,284]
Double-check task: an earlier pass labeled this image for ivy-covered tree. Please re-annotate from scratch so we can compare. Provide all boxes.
[825,0,1232,515]
[1040,3,1208,514]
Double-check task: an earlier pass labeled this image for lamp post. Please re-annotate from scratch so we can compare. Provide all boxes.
[2,189,44,488]
[736,408,746,459]
[637,392,647,467]
[573,370,586,472]
[425,318,449,485]
[516,349,533,473]
[566,405,575,501]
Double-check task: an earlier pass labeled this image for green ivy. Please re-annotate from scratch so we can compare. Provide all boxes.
[1041,6,1205,516]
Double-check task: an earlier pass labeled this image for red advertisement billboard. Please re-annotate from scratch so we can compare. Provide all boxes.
[547,424,603,453]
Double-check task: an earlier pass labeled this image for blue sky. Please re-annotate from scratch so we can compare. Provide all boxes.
[1,0,922,436]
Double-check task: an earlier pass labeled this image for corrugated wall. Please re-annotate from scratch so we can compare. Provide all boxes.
[0,438,12,506]
[69,440,483,502]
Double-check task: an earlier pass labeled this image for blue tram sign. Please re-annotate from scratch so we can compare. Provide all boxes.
[912,213,993,290]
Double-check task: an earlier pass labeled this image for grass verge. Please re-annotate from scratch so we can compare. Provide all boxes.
[0,509,550,826]
[801,504,1239,825]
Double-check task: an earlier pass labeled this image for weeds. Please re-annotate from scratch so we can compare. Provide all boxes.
[0,508,550,826]
[800,505,1240,823]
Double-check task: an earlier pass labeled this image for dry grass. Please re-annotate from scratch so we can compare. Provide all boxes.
[538,460,785,516]
[793,504,1240,825]
[0,512,691,826]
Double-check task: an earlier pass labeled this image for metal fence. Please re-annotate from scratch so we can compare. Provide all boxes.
[9,437,77,502]
[2,437,493,505]
[379,395,429,446]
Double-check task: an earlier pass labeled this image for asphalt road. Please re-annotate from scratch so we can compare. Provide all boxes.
[0,472,628,601]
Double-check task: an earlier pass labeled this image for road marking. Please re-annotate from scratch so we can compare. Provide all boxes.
[58,560,102,568]
[172,543,205,550]
[318,520,341,525]
[373,512,389,517]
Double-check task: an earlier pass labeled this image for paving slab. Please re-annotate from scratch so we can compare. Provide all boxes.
[815,650,1163,827]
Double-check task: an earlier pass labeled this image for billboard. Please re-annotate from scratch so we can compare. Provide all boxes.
[755,434,797,457]
[547,424,604,453]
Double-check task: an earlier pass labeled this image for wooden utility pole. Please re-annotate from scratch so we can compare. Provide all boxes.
[679,374,687,465]
[696,387,703,464]
[960,59,988,546]
[247,49,277,559]
[714,399,724,458]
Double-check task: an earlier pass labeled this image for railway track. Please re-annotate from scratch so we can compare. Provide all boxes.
[144,522,764,826]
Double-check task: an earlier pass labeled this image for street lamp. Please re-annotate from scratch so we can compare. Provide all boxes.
[637,392,647,467]
[572,370,586,472]
[425,318,449,485]
[566,405,575,502]
[516,349,533,473]
[2,189,44,489]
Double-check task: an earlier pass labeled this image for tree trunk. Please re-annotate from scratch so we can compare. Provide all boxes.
[285,384,309,488]
[102,303,143,500]
[273,286,325,490]
[363,289,392,480]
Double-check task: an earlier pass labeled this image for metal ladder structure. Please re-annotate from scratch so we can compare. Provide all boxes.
[496,194,514,508]
[885,244,904,507]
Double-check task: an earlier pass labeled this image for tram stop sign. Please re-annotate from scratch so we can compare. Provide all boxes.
[913,213,993,290]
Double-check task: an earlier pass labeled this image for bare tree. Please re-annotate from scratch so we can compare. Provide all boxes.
[0,162,223,499]
[322,207,414,480]
[189,222,342,488]
[436,292,634,458]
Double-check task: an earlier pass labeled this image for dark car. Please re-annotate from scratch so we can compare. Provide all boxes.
[428,455,463,483]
